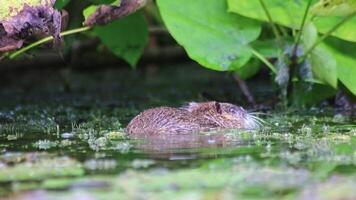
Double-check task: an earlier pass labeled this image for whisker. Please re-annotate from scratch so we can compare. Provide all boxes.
[248,112,272,116]
[250,115,266,123]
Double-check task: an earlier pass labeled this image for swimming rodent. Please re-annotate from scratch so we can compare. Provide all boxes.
[126,101,261,135]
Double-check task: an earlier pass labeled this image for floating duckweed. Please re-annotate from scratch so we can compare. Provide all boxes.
[113,142,132,153]
[60,139,73,147]
[0,154,84,182]
[280,151,302,165]
[7,134,18,141]
[88,137,109,151]
[84,159,118,171]
[105,131,126,140]
[33,140,58,150]
[300,124,312,135]
[333,114,348,123]
[131,159,155,169]
[298,176,356,200]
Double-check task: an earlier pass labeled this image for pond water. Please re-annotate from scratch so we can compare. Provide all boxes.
[0,64,355,200]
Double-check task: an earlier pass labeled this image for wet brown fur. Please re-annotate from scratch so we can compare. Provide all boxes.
[126,102,251,135]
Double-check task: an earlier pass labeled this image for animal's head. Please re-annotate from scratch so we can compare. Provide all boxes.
[184,101,262,129]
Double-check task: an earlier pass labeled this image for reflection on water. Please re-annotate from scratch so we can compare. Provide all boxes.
[130,129,255,159]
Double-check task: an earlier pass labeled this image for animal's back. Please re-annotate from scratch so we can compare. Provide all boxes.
[126,107,202,135]
[126,102,260,135]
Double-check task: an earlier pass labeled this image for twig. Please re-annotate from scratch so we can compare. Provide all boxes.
[233,73,257,107]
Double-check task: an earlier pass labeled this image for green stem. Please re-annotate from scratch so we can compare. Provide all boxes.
[251,48,277,74]
[293,0,313,55]
[301,11,356,62]
[9,26,92,59]
[258,0,284,48]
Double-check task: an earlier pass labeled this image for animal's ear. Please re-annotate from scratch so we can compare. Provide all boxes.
[215,102,222,114]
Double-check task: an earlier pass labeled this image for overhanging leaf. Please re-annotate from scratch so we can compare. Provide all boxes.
[93,12,148,67]
[227,0,356,42]
[0,0,54,20]
[311,0,356,16]
[302,22,337,88]
[308,46,338,88]
[0,0,62,52]
[84,0,147,26]
[324,38,356,95]
[157,0,261,71]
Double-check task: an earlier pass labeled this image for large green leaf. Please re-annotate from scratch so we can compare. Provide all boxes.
[324,38,356,95]
[227,0,356,42]
[302,23,338,88]
[93,12,148,67]
[308,46,338,88]
[228,0,305,29]
[156,0,261,71]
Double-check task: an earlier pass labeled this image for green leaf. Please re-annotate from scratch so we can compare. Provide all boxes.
[83,5,99,21]
[54,0,71,9]
[311,0,356,16]
[157,0,261,71]
[82,1,120,21]
[236,59,261,79]
[250,40,280,58]
[313,16,356,43]
[302,23,338,88]
[227,0,356,42]
[302,22,318,50]
[292,82,337,106]
[324,37,356,95]
[227,0,306,29]
[328,51,356,95]
[93,12,148,67]
[308,46,338,88]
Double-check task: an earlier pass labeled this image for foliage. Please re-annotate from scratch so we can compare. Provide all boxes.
[157,0,261,71]
[1,0,356,104]
[92,12,148,66]
[157,0,356,104]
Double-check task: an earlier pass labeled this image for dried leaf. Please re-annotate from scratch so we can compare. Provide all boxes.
[311,0,356,16]
[84,0,148,26]
[0,0,62,52]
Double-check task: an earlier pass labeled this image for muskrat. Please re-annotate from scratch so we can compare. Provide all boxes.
[126,102,261,135]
